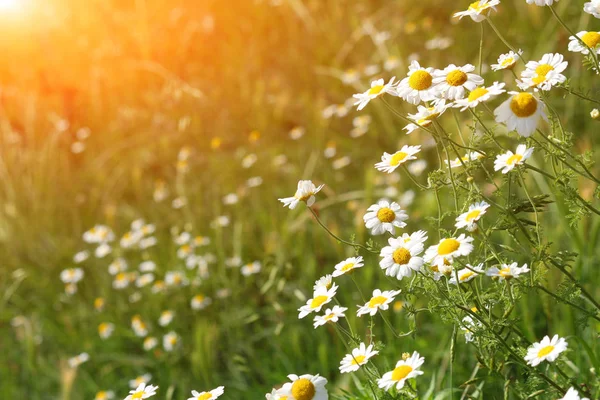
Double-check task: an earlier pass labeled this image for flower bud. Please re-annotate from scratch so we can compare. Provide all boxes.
[591,109,600,120]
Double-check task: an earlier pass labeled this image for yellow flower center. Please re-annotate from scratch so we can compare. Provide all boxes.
[390,151,408,166]
[506,154,523,166]
[535,64,554,77]
[325,313,335,320]
[469,1,485,11]
[295,192,313,201]
[391,365,413,381]
[351,355,366,365]
[310,295,329,309]
[498,268,513,278]
[509,93,538,118]
[368,295,388,308]
[340,263,355,272]
[446,70,468,87]
[501,57,516,67]
[537,345,555,358]
[582,31,600,48]
[197,393,212,400]
[438,238,460,255]
[131,392,144,400]
[368,85,385,96]
[291,378,316,400]
[96,391,107,400]
[408,70,433,91]
[459,271,476,281]
[169,336,177,345]
[465,210,481,222]
[468,87,489,102]
[377,207,396,222]
[392,248,412,265]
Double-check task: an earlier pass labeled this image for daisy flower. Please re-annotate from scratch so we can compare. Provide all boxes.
[494,144,534,173]
[396,61,439,104]
[403,101,450,134]
[526,0,558,5]
[518,53,568,91]
[584,0,600,18]
[108,258,127,275]
[94,391,115,400]
[129,374,152,389]
[241,261,262,276]
[98,322,114,339]
[363,200,408,235]
[454,82,505,111]
[265,388,290,400]
[491,49,523,71]
[281,374,328,400]
[461,315,479,342]
[377,351,425,391]
[455,201,490,230]
[494,92,546,137]
[448,151,485,168]
[524,334,568,366]
[125,383,158,400]
[60,268,84,284]
[143,337,158,351]
[432,64,484,100]
[163,331,180,351]
[67,352,89,368]
[560,387,590,400]
[83,225,114,244]
[191,294,212,310]
[313,306,347,328]
[397,230,428,246]
[486,262,530,280]
[449,264,484,284]
[454,0,500,22]
[339,343,379,373]
[187,387,224,400]
[332,256,364,277]
[375,145,421,173]
[379,238,424,280]
[424,234,474,267]
[353,77,397,110]
[357,289,401,316]
[313,274,334,291]
[158,310,174,327]
[279,180,325,209]
[568,31,600,55]
[298,284,338,318]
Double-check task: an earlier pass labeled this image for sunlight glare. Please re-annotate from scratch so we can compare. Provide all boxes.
[0,0,20,11]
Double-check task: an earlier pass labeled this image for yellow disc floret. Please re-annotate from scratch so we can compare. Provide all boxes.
[392,248,412,265]
[377,207,396,223]
[537,345,555,358]
[408,70,433,90]
[582,31,600,49]
[438,238,460,255]
[291,378,316,400]
[467,87,489,102]
[509,93,538,118]
[446,70,468,86]
[391,365,413,381]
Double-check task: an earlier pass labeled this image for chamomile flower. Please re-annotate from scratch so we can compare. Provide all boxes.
[158,310,174,327]
[454,82,505,110]
[187,387,224,400]
[377,352,425,391]
[298,284,338,318]
[403,101,450,133]
[60,268,84,284]
[584,0,600,18]
[279,180,325,209]
[129,374,152,389]
[560,387,590,400]
[461,315,479,342]
[494,92,546,137]
[191,294,212,310]
[68,352,89,368]
[241,261,262,276]
[313,275,334,291]
[363,200,408,235]
[339,343,379,373]
[108,258,128,275]
[568,31,600,55]
[449,264,485,284]
[313,306,347,328]
[281,374,328,400]
[518,53,568,91]
[332,256,364,277]
[94,391,115,400]
[165,271,189,287]
[486,262,530,280]
[143,337,158,351]
[125,383,158,400]
[353,77,397,110]
[494,144,534,173]
[524,335,568,366]
[454,0,500,22]
[526,0,558,6]
[357,289,401,316]
[379,238,425,280]
[424,234,474,267]
[265,388,290,400]
[491,50,523,71]
[433,64,484,100]
[455,201,490,229]
[375,146,421,173]
[396,61,439,104]
[136,273,155,288]
[98,322,114,339]
[73,250,89,264]
[83,225,114,244]
[397,230,429,246]
[448,151,485,168]
[131,315,149,337]
[163,331,180,351]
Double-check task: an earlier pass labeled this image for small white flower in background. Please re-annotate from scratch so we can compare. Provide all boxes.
[187,386,225,400]
[108,258,128,275]
[60,268,84,284]
[313,274,334,291]
[242,153,257,169]
[83,225,114,244]
[341,68,360,85]
[241,261,262,276]
[153,180,169,202]
[454,0,500,22]
[223,193,239,205]
[396,61,438,104]
[279,180,324,209]
[98,322,114,339]
[125,383,158,400]
[158,310,174,327]
[280,374,328,400]
[448,151,485,168]
[584,0,600,18]
[357,289,401,316]
[332,156,351,170]
[353,77,397,110]
[494,144,534,173]
[191,294,212,310]
[120,231,142,248]
[143,337,158,351]
[324,141,337,158]
[363,200,408,235]
[461,315,479,342]
[225,256,242,268]
[363,64,381,76]
[71,140,85,154]
[454,82,506,110]
[384,56,401,71]
[424,36,453,50]
[591,109,600,120]
[559,387,590,400]
[298,283,338,318]
[313,305,347,328]
[64,283,78,295]
[433,64,484,100]
[76,127,91,140]
[526,0,558,5]
[129,374,152,389]
[486,262,530,280]
[379,238,425,280]
[449,264,485,284]
[73,250,89,264]
[408,159,428,176]
[94,390,114,400]
[95,243,112,258]
[404,100,450,134]
[332,256,364,277]
[375,145,421,173]
[339,342,379,373]
[424,234,474,268]
[568,31,600,55]
[377,351,425,391]
[494,92,546,137]
[165,271,189,287]
[113,272,131,290]
[455,201,490,230]
[67,352,89,368]
[172,196,187,209]
[525,334,568,366]
[398,230,429,246]
[163,331,180,351]
[131,315,149,337]
[139,261,156,272]
[289,126,305,140]
[139,237,157,249]
[491,49,523,71]
[212,216,230,228]
[173,231,191,246]
[247,176,263,187]
[518,53,568,91]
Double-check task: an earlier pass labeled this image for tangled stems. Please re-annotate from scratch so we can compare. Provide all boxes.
[308,207,378,254]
